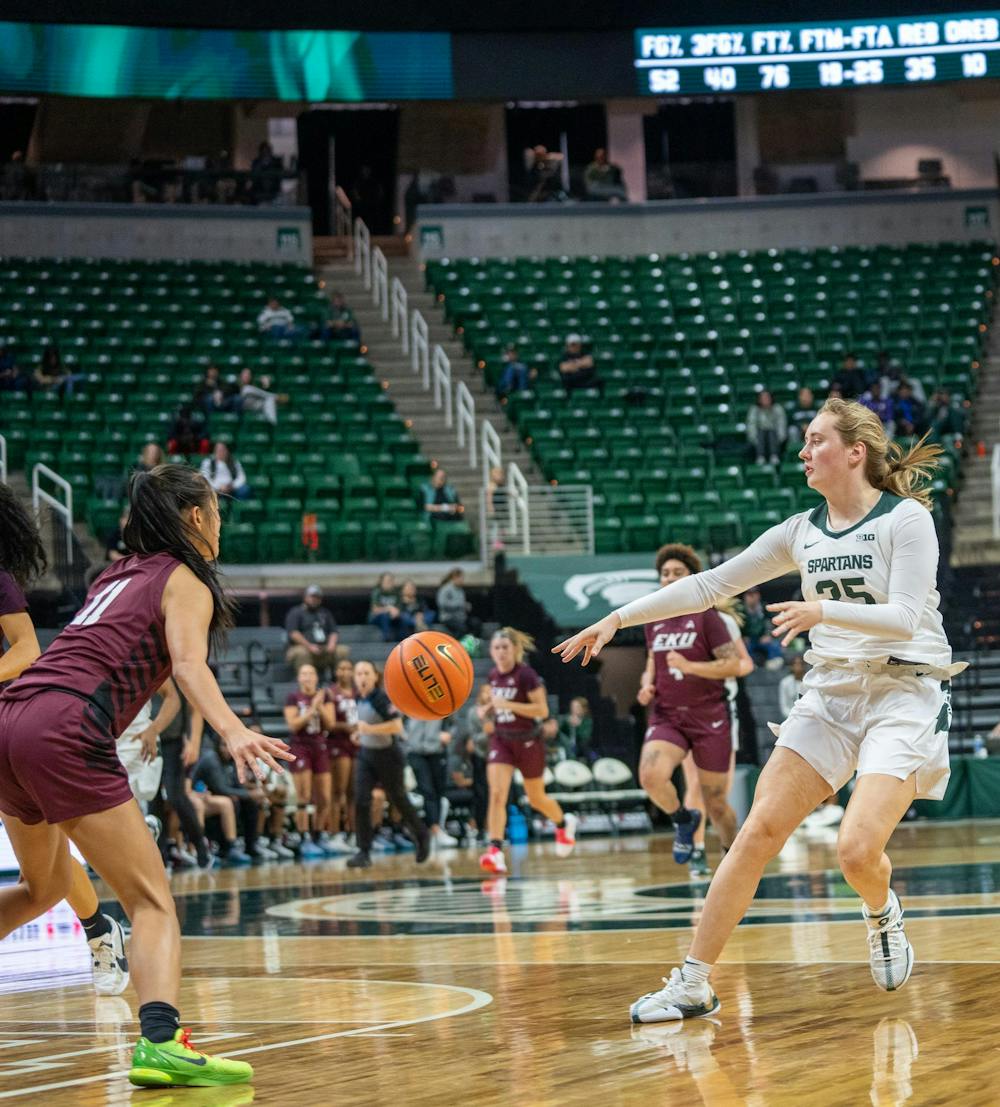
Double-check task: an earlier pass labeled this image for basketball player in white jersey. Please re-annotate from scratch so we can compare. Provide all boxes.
[555,398,965,1020]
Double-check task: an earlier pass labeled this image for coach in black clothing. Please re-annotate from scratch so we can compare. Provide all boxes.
[284,585,347,677]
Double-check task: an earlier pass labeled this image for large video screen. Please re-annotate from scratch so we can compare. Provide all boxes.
[635,11,999,95]
[0,21,453,101]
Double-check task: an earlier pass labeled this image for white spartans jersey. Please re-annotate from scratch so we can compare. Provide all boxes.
[617,492,962,678]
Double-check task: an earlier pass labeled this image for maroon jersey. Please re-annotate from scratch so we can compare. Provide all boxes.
[0,570,29,689]
[1,552,177,735]
[285,689,329,740]
[330,685,358,729]
[645,610,731,712]
[489,662,542,739]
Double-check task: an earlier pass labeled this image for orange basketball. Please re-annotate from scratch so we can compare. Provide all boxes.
[383,631,475,721]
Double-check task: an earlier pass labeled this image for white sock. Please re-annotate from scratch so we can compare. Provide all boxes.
[680,956,713,986]
[865,894,893,917]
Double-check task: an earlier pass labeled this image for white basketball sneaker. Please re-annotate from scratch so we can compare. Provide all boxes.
[89,916,130,996]
[864,890,914,992]
[630,967,721,1024]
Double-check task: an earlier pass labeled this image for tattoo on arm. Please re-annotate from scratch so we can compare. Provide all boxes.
[712,641,739,661]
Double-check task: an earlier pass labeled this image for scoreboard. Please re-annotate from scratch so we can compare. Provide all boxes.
[635,11,1000,94]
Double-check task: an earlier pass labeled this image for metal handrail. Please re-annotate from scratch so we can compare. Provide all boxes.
[32,463,73,564]
[992,443,1000,539]
[411,310,430,388]
[456,382,476,467]
[0,433,6,484]
[481,419,501,488]
[372,246,389,321]
[432,345,453,427]
[391,276,409,353]
[354,217,371,289]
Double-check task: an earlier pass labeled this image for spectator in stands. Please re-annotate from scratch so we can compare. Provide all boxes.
[496,344,535,399]
[742,587,784,670]
[559,697,594,762]
[193,736,267,861]
[406,716,458,848]
[422,468,463,523]
[195,365,239,416]
[368,572,404,642]
[315,291,360,343]
[558,334,599,394]
[137,443,164,473]
[33,345,65,393]
[524,145,564,203]
[929,388,966,437]
[199,442,251,501]
[257,297,298,341]
[250,141,283,204]
[745,389,787,465]
[832,352,867,399]
[859,380,895,434]
[166,404,209,455]
[790,386,818,439]
[584,148,627,202]
[238,367,282,425]
[285,585,344,677]
[0,346,30,392]
[778,655,807,719]
[876,350,926,402]
[436,568,480,638]
[399,579,430,635]
[893,381,926,437]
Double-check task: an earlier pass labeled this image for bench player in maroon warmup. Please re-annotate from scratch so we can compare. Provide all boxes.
[636,544,743,866]
[0,466,291,1088]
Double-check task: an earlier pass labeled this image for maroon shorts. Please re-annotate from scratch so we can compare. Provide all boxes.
[327,735,356,761]
[290,735,331,775]
[0,691,133,825]
[644,702,732,773]
[487,733,546,779]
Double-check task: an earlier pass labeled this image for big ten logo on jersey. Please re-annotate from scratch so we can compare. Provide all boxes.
[492,684,518,723]
[856,531,875,542]
[409,652,446,704]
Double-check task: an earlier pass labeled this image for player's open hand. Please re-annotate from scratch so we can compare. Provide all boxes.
[552,612,622,666]
[224,726,293,783]
[767,600,823,647]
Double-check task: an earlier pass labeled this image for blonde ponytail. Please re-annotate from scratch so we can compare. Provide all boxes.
[492,627,535,664]
[820,398,941,511]
[715,595,744,627]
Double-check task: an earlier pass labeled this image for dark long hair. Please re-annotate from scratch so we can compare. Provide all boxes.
[122,465,235,647]
[0,483,48,588]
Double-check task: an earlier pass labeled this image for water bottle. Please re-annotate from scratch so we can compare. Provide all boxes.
[973,735,988,759]
[508,804,529,844]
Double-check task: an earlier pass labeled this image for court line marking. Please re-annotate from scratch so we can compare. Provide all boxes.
[0,980,493,1100]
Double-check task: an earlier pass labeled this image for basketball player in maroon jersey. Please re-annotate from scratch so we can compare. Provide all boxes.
[0,482,138,995]
[326,656,359,851]
[283,663,335,859]
[0,466,291,1087]
[479,628,577,875]
[636,545,742,865]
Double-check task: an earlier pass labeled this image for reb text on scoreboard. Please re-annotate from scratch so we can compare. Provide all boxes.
[635,11,1000,95]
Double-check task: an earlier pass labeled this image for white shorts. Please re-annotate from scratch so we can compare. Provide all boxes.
[768,664,952,801]
[117,736,164,804]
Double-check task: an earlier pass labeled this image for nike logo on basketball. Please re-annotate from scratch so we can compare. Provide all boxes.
[435,642,461,669]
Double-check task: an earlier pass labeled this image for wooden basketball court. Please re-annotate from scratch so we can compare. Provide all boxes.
[2,821,998,1104]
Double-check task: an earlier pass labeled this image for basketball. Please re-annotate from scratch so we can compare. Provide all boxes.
[383,631,475,720]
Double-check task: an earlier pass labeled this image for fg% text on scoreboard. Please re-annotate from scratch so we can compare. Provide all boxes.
[635,11,1000,94]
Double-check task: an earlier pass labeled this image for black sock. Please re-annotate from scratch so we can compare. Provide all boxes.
[490,839,503,851]
[672,806,692,825]
[139,1001,181,1044]
[195,839,211,867]
[79,911,111,942]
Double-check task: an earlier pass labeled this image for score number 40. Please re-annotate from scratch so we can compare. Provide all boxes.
[701,64,790,91]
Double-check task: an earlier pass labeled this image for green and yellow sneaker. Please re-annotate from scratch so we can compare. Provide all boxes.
[129,1028,253,1087]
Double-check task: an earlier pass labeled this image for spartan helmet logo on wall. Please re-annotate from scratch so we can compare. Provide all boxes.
[563,569,659,615]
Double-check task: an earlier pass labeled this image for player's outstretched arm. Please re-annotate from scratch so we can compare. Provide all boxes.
[163,564,292,783]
